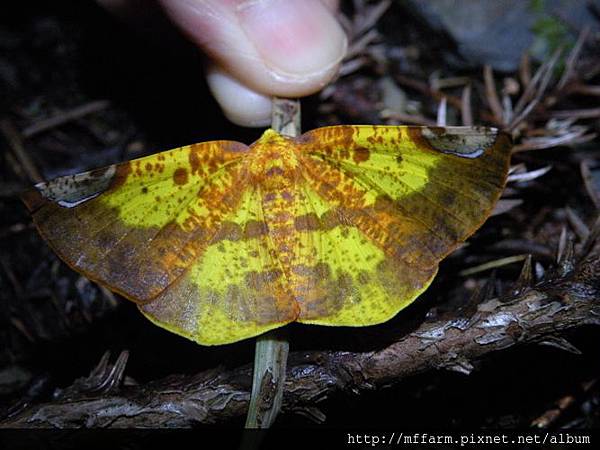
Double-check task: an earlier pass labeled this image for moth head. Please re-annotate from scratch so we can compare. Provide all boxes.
[248,129,302,188]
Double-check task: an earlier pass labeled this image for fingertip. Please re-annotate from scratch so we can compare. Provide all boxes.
[206,65,272,128]
[236,0,347,88]
[321,0,339,12]
[160,0,346,99]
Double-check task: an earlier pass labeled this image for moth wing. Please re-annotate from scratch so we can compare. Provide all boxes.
[287,125,511,326]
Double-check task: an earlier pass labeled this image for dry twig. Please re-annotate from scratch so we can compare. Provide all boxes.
[0,119,43,183]
[21,100,110,138]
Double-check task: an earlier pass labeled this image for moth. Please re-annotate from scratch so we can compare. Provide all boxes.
[23,125,512,345]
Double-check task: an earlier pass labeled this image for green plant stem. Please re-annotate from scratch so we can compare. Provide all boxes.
[243,97,300,432]
[244,330,290,428]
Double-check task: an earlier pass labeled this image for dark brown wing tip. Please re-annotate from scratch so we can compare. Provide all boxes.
[497,129,513,145]
[20,180,161,306]
[21,186,46,213]
[493,130,514,162]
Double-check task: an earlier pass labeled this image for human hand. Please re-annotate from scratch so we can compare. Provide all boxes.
[98,0,347,127]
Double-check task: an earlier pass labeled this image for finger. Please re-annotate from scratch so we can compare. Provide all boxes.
[321,0,339,12]
[205,64,272,127]
[158,0,347,98]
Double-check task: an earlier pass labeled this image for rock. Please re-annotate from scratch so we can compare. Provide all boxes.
[405,0,600,72]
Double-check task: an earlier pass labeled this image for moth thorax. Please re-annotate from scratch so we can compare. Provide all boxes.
[249,142,301,189]
[261,158,301,189]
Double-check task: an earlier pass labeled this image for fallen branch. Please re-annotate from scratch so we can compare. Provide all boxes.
[2,226,600,428]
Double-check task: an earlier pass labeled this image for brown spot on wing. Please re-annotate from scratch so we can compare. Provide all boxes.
[245,269,284,290]
[352,146,370,163]
[108,162,132,191]
[173,167,188,185]
[212,221,242,242]
[406,127,431,153]
[189,146,201,175]
[294,212,320,231]
[245,220,269,238]
[295,125,355,156]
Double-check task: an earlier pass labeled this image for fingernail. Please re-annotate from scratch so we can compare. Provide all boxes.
[237,0,347,80]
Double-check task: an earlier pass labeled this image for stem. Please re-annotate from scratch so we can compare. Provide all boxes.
[243,97,301,431]
[244,330,289,428]
[270,97,301,138]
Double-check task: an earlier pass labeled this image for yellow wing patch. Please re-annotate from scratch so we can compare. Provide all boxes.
[139,186,299,345]
[23,126,511,344]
